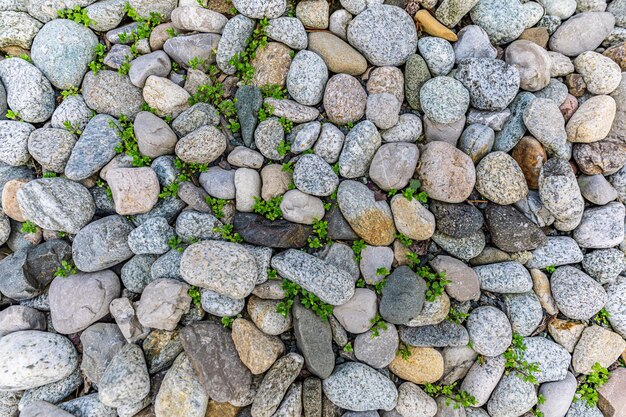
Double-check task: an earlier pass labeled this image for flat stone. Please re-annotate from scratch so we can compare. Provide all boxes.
[538,158,584,231]
[566,95,616,143]
[339,120,381,179]
[573,202,625,248]
[549,12,616,56]
[537,372,577,417]
[232,318,284,375]
[485,203,547,252]
[523,336,571,383]
[323,74,367,126]
[135,278,191,330]
[293,301,334,379]
[487,373,537,417]
[154,352,208,417]
[251,353,304,417]
[266,17,307,50]
[72,215,134,272]
[354,323,399,369]
[461,355,505,407]
[82,70,143,118]
[143,75,190,118]
[399,321,469,348]
[598,367,626,417]
[527,236,584,269]
[233,213,312,248]
[430,255,480,301]
[390,194,435,242]
[332,288,378,334]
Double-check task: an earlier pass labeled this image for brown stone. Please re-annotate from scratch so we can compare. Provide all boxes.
[430,255,480,302]
[390,195,435,241]
[414,10,458,42]
[149,23,181,51]
[107,167,160,215]
[598,367,626,417]
[231,318,285,375]
[389,346,444,384]
[560,94,579,122]
[511,136,547,189]
[205,401,240,417]
[323,74,367,125]
[260,164,291,201]
[604,42,626,71]
[1,178,29,222]
[547,318,585,353]
[573,137,626,175]
[566,73,587,97]
[307,32,367,76]
[251,42,292,88]
[518,27,549,48]
[233,213,312,248]
[530,269,558,316]
[346,206,396,246]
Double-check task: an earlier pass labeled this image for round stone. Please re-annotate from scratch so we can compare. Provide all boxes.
[466,306,512,357]
[550,266,607,320]
[420,76,470,124]
[475,151,529,205]
[455,58,521,111]
[286,50,328,106]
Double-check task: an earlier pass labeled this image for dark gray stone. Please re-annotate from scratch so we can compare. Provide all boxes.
[430,201,483,238]
[379,266,426,325]
[293,301,334,379]
[485,203,546,252]
[399,320,469,347]
[98,344,150,408]
[235,85,263,147]
[172,103,220,138]
[80,323,126,385]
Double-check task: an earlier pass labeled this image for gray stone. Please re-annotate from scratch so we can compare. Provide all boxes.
[85,0,125,32]
[582,249,624,284]
[163,33,220,69]
[485,203,546,252]
[0,11,42,49]
[20,400,75,417]
[231,0,286,18]
[395,382,437,417]
[458,123,495,163]
[293,301,334,379]
[339,120,381,178]
[264,97,320,123]
[551,266,607,320]
[538,372,577,417]
[99,344,150,408]
[538,158,584,231]
[58,394,116,417]
[288,121,321,153]
[505,40,551,92]
[110,297,149,343]
[82,70,143,118]
[235,85,263,148]
[549,12,615,56]
[49,270,120,334]
[136,278,190,330]
[535,79,569,106]
[31,19,97,89]
[453,25,497,63]
[80,323,125,385]
[254,118,284,161]
[475,151,528,205]
[150,247,184,281]
[466,306,512,357]
[369,143,418,191]
[0,305,45,337]
[251,353,304,417]
[380,266,426,325]
[50,94,92,132]
[503,292,542,337]
[143,75,190,119]
[0,330,77,391]
[430,201,483,239]
[420,76,470,124]
[578,174,618,205]
[469,0,526,44]
[293,154,338,197]
[399,321,469,347]
[175,210,222,242]
[267,16,307,49]
[128,216,175,255]
[314,122,345,163]
[171,6,227,33]
[287,50,328,106]
[199,166,235,199]
[431,231,486,261]
[494,92,535,152]
[461,355,506,407]
[72,215,134,272]
[366,93,400,130]
[154,353,208,417]
[605,277,626,338]
[27,128,76,173]
[523,336,571,383]
[346,5,417,66]
[573,202,625,248]
[216,14,255,74]
[142,328,184,374]
[418,37,454,76]
[200,289,244,317]
[527,236,583,269]
[176,125,226,165]
[405,53,431,111]
[354,323,399,369]
[0,120,34,166]
[0,58,55,123]
[171,102,220,138]
[382,113,422,143]
[473,261,532,293]
[487,373,537,417]
[333,288,378,333]
[128,50,171,88]
[455,58,520,111]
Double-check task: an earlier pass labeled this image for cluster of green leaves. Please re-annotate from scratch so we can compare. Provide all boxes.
[187,286,201,306]
[20,221,38,234]
[343,342,353,353]
[345,121,354,129]
[267,268,278,280]
[276,140,291,158]
[228,18,269,83]
[63,120,82,135]
[188,56,207,70]
[308,219,329,249]
[447,307,469,324]
[221,314,241,328]
[189,80,239,132]
[88,43,107,74]
[281,160,294,173]
[253,196,283,221]
[423,382,477,409]
[593,308,611,327]
[279,116,293,133]
[261,84,287,99]
[369,314,388,338]
[119,4,162,43]
[352,239,366,261]
[159,157,208,198]
[166,27,177,38]
[545,264,556,274]
[57,5,92,26]
[213,223,243,243]
[5,110,21,120]
[395,233,413,247]
[257,102,274,122]
[18,53,32,63]
[574,362,610,407]
[168,236,185,252]
[96,179,113,200]
[54,260,78,277]
[42,171,58,178]
[402,179,428,203]
[110,115,152,167]
[533,394,546,417]
[503,333,541,384]
[60,86,79,99]
[374,268,390,294]
[206,196,228,219]
[276,279,334,321]
[398,343,412,361]
[416,266,450,302]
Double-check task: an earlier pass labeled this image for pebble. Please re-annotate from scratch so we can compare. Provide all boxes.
[551,266,607,320]
[287,50,328,106]
[538,158,584,231]
[266,17,307,50]
[418,37,455,76]
[231,0,285,18]
[260,164,291,201]
[346,5,417,66]
[201,289,245,317]
[485,202,547,252]
[549,12,615,56]
[359,245,393,284]
[466,306,512,356]
[292,154,338,197]
[98,343,150,408]
[251,42,292,88]
[400,321,469,348]
[176,125,226,165]
[455,58,520,111]
[469,0,526,44]
[0,58,55,123]
[487,373,537,417]
[453,25,497,64]
[247,296,292,336]
[420,76,469,124]
[171,6,227,33]
[136,279,190,330]
[572,325,626,374]
[366,93,401,130]
[430,255,480,301]
[154,353,208,417]
[493,92,535,152]
[527,236,584,269]
[511,136,547,189]
[369,143,418,191]
[216,14,255,74]
[323,74,367,125]
[461,355,506,407]
[82,70,143,119]
[389,346,444,385]
[0,121,33,168]
[293,301,334,379]
[128,51,171,88]
[228,146,264,169]
[537,372,577,417]
[574,51,622,94]
[382,113,422,143]
[354,323,399,369]
[430,201,483,239]
[573,202,625,248]
[505,40,551,92]
[475,151,528,205]
[333,288,378,334]
[323,362,398,412]
[232,318,284,375]
[171,103,220,138]
[582,248,625,284]
[390,195,436,242]
[251,353,303,417]
[280,189,325,225]
[523,336,571,383]
[143,75,190,118]
[308,32,367,76]
[380,266,426,325]
[432,230,486,261]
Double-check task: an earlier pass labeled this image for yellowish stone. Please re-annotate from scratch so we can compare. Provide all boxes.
[389,346,444,384]
[414,10,458,42]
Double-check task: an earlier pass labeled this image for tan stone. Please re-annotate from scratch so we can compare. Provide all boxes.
[598,367,626,417]
[247,296,292,336]
[511,136,547,190]
[107,167,160,215]
[346,206,396,246]
[572,325,626,374]
[430,255,480,302]
[296,0,329,29]
[149,22,180,51]
[251,42,292,88]
[260,164,292,201]
[390,195,435,241]
[547,318,585,353]
[323,74,367,125]
[2,178,29,222]
[205,400,239,417]
[307,32,367,76]
[566,95,617,143]
[414,10,458,42]
[231,318,285,375]
[367,66,405,103]
[406,293,450,327]
[389,346,444,384]
[604,42,626,71]
[143,75,190,118]
[518,27,549,48]
[530,269,558,315]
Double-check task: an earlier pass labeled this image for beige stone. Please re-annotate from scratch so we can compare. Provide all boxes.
[572,325,626,374]
[598,367,626,417]
[566,95,617,143]
[206,400,239,417]
[389,346,444,384]
[406,292,450,326]
[247,296,292,336]
[260,164,291,201]
[143,75,190,118]
[530,269,558,315]
[107,167,160,215]
[231,318,285,375]
[296,0,329,29]
[251,42,292,88]
[2,178,29,222]
[547,318,585,353]
[430,255,480,302]
[414,10,458,41]
[390,195,435,241]
[307,32,367,76]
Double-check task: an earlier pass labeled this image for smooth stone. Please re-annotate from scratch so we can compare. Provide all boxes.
[154,353,209,417]
[573,201,625,248]
[0,58,55,123]
[551,266,607,320]
[232,318,284,375]
[574,51,622,95]
[458,123,495,163]
[234,86,262,149]
[251,353,303,417]
[430,255,480,301]
[293,301,334,379]
[266,17,307,50]
[549,12,615,56]
[175,210,222,242]
[58,394,115,417]
[390,195,435,242]
[404,53,431,111]
[597,367,626,417]
[453,25,497,63]
[247,296,292,336]
[461,355,506,407]
[27,128,76,173]
[82,70,143,118]
[333,288,378,334]
[431,231,486,261]
[538,158,584,231]
[308,31,367,76]
[537,372,577,417]
[0,121,34,167]
[418,36,454,76]
[314,123,345,163]
[380,266,426,326]
[72,215,134,272]
[171,5,227,33]
[233,212,312,249]
[366,93,401,130]
[128,50,171,88]
[286,50,328,106]
[280,189,325,225]
[369,143,419,191]
[606,277,626,338]
[582,249,625,284]
[466,306,512,356]
[494,92,535,152]
[0,305,45,337]
[293,154,338,197]
[201,289,245,317]
[231,0,286,18]
[523,336,571,383]
[505,39,551,91]
[354,323,399,369]
[144,75,190,118]
[323,74,367,125]
[382,113,422,143]
[429,201,483,238]
[487,373,537,417]
[171,102,220,138]
[108,167,159,215]
[98,344,150,408]
[176,125,227,165]
[571,325,626,374]
[388,346,444,385]
[511,136,547,189]
[420,76,470,124]
[216,14,255,74]
[339,120,381,179]
[359,244,394,284]
[260,164,291,200]
[475,151,528,205]
[474,261,533,293]
[163,33,221,69]
[485,203,546,252]
[526,236,584,269]
[469,0,526,44]
[399,321,469,347]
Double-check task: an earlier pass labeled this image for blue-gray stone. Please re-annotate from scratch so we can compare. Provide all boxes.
[235,85,263,147]
[81,70,144,118]
[132,196,187,226]
[19,366,82,411]
[151,249,184,282]
[399,320,469,347]
[175,210,222,243]
[0,58,55,123]
[163,33,220,68]
[98,344,150,408]
[171,102,220,138]
[64,114,120,181]
[121,254,158,293]
[379,266,426,325]
[128,216,175,255]
[59,394,116,417]
[503,292,543,337]
[72,215,134,272]
[31,19,98,89]
[493,92,535,152]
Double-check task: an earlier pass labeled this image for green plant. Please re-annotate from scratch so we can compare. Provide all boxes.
[206,196,228,219]
[533,394,546,417]
[110,115,151,167]
[257,102,274,122]
[118,59,131,75]
[188,81,239,132]
[331,163,339,175]
[5,110,20,120]
[352,239,366,262]
[19,53,31,63]
[221,314,241,328]
[374,278,387,295]
[398,343,412,361]
[267,268,278,280]
[308,219,329,249]
[276,279,334,321]
[281,161,294,173]
[395,233,413,247]
[503,333,541,384]
[356,278,365,288]
[253,196,283,221]
[376,267,390,277]
[60,86,79,99]
[345,122,354,129]
[213,224,243,243]
[416,266,450,302]
[276,140,291,158]
[228,17,269,83]
[57,5,92,26]
[188,56,206,70]
[278,116,293,133]
[261,84,287,99]
[159,158,208,199]
[168,236,184,252]
[188,286,201,306]
[423,382,477,409]
[593,308,611,327]
[88,43,107,74]
[42,171,58,178]
[20,221,38,234]
[401,179,428,203]
[54,260,78,277]
[406,251,420,269]
[96,179,113,200]
[369,314,388,338]
[574,362,609,407]
[166,27,176,38]
[545,264,556,274]
[447,307,469,324]
[343,342,353,353]
[123,4,163,42]
[171,61,180,72]
[62,120,82,135]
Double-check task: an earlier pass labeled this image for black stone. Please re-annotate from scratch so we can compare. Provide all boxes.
[324,205,358,241]
[430,200,484,238]
[485,203,547,252]
[233,213,312,248]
